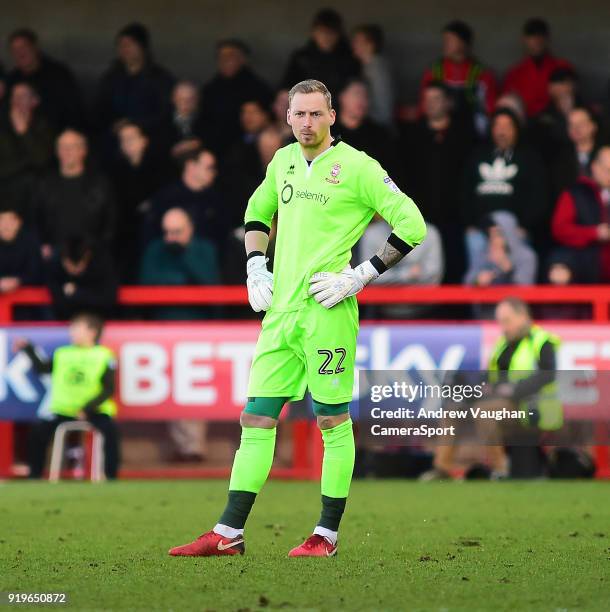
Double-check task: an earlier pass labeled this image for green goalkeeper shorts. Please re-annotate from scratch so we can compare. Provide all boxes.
[247,295,359,406]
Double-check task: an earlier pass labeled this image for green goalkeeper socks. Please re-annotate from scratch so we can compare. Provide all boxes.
[217,491,256,531]
[320,418,355,499]
[317,495,347,532]
[217,419,354,535]
[229,425,276,492]
[313,418,354,538]
[217,426,276,530]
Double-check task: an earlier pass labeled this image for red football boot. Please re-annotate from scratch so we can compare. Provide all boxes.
[288,534,337,557]
[168,530,245,557]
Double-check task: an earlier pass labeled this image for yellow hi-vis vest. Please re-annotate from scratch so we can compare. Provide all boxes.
[50,345,117,418]
[488,325,562,431]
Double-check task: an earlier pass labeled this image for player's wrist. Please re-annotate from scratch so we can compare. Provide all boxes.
[369,255,388,275]
[354,260,380,289]
[247,254,269,276]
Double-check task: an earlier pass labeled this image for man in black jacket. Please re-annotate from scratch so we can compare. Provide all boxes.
[0,206,41,293]
[281,9,360,100]
[157,81,212,163]
[36,129,116,259]
[144,146,224,251]
[221,100,274,231]
[0,81,56,223]
[201,39,272,158]
[551,106,601,200]
[402,81,476,282]
[111,120,167,281]
[335,79,392,169]
[6,28,85,130]
[96,23,174,140]
[530,67,581,166]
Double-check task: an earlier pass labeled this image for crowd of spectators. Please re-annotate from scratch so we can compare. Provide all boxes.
[2,10,610,320]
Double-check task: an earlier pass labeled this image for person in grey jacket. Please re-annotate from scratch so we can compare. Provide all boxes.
[464,210,538,287]
[359,215,443,318]
[465,210,538,320]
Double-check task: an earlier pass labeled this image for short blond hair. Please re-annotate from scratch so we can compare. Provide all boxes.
[288,79,333,110]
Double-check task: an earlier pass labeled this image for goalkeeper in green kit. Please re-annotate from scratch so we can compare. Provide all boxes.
[169,79,426,558]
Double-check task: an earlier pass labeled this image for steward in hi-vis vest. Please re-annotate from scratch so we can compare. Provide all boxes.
[16,313,120,480]
[488,303,562,431]
[48,345,117,418]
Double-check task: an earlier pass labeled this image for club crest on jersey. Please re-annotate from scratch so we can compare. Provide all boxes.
[325,163,341,184]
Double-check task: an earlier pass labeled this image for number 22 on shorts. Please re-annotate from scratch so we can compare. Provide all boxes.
[317,348,347,375]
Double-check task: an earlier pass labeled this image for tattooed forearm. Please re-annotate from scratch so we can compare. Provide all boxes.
[375,241,405,270]
[368,233,414,276]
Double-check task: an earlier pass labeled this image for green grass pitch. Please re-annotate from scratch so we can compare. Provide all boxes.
[1,480,610,611]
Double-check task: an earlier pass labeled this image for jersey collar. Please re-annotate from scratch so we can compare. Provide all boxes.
[301,136,342,167]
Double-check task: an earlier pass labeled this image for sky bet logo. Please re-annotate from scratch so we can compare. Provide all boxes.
[281,182,330,205]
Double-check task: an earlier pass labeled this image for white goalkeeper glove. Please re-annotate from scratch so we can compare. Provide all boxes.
[308,261,379,309]
[246,255,273,312]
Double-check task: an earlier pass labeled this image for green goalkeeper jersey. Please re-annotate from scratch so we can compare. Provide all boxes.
[244,139,427,311]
